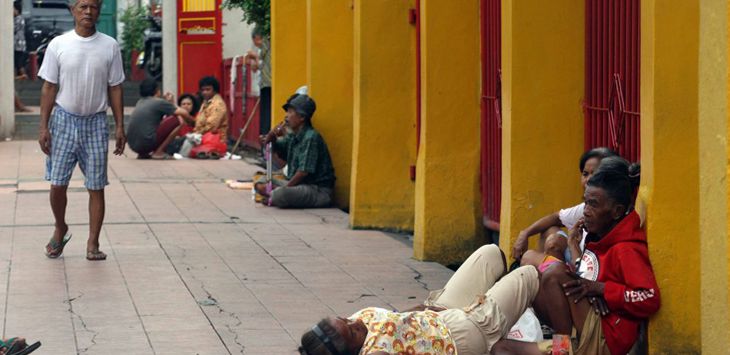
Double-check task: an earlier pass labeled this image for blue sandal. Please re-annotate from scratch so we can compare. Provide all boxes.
[45,233,72,259]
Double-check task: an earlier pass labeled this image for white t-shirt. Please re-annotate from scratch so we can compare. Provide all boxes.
[559,202,588,251]
[38,30,125,116]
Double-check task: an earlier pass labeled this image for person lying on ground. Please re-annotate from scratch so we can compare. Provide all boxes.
[193,76,229,145]
[256,93,336,208]
[298,244,540,355]
[512,147,617,262]
[492,158,659,355]
[127,79,194,159]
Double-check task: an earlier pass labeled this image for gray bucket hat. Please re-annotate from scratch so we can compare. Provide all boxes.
[282,94,316,119]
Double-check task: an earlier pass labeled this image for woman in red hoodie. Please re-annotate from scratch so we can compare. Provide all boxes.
[492,157,660,355]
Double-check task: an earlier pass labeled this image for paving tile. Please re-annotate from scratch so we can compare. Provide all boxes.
[0,140,456,354]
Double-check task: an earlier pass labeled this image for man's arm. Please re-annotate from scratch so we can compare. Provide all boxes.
[38,81,58,155]
[108,84,126,155]
[174,107,194,125]
[286,171,308,187]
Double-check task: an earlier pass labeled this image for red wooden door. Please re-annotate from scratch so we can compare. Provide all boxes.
[177,0,223,95]
[480,0,501,230]
[584,0,640,162]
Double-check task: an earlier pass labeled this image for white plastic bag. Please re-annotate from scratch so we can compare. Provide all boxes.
[506,307,543,342]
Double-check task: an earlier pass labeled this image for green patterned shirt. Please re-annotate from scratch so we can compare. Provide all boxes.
[273,126,336,188]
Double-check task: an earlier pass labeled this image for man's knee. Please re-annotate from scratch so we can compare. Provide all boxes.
[270,187,290,207]
[473,244,506,274]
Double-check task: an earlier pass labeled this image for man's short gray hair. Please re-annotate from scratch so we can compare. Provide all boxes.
[68,0,103,8]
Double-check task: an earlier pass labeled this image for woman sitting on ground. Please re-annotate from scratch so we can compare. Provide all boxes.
[176,93,201,137]
[298,244,540,355]
[513,147,617,268]
[492,157,659,355]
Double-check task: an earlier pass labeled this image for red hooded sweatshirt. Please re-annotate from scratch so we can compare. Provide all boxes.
[579,211,661,354]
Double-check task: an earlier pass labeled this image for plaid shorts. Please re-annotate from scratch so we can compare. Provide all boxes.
[45,106,109,190]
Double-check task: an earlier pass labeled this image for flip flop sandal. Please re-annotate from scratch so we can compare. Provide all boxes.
[9,341,41,355]
[45,233,72,259]
[86,250,107,261]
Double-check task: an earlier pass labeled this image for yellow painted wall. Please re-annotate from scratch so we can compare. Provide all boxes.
[413,0,483,264]
[271,0,307,127]
[699,0,730,352]
[640,0,701,352]
[306,0,353,209]
[350,0,416,231]
[499,0,585,255]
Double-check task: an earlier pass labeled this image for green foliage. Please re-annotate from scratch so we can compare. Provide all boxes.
[119,5,149,73]
[221,0,270,37]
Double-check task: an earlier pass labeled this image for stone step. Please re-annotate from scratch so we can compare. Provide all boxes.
[15,80,142,107]
[12,112,132,141]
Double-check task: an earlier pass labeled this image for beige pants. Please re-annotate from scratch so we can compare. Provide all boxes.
[425,245,540,354]
[575,310,610,355]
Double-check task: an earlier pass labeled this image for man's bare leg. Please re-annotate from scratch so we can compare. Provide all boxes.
[87,189,106,258]
[151,125,182,158]
[49,185,69,243]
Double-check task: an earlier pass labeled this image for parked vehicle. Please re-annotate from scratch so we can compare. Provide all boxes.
[137,10,162,80]
[21,0,73,54]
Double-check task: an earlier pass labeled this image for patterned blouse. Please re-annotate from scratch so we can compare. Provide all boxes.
[194,93,229,142]
[349,307,457,355]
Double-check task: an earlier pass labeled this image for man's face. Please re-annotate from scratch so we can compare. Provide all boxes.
[285,108,305,131]
[252,35,263,48]
[71,0,100,30]
[200,85,215,100]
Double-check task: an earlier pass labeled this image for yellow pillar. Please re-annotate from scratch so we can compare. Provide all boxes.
[499,1,585,254]
[413,0,482,264]
[306,0,353,209]
[698,0,730,352]
[351,0,416,231]
[640,0,701,352]
[271,0,307,126]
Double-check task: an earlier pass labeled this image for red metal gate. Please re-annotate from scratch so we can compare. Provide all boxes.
[480,0,502,230]
[177,0,223,95]
[221,59,261,147]
[584,0,640,162]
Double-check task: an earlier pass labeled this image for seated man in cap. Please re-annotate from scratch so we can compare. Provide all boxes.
[256,94,336,208]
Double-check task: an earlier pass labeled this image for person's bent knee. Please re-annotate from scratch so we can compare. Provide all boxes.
[270,187,289,207]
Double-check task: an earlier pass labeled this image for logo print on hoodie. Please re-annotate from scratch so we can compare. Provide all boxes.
[578,250,600,281]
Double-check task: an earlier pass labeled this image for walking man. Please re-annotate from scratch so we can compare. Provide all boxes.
[37,0,126,261]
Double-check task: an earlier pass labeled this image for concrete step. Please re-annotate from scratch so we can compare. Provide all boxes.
[12,109,132,141]
[15,80,142,107]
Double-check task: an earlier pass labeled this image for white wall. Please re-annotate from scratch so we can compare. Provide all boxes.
[222,7,254,59]
[1,2,14,138]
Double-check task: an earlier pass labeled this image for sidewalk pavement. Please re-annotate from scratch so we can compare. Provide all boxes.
[0,141,454,354]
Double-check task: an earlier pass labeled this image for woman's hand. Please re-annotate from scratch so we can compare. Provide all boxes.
[568,218,584,260]
[512,231,529,260]
[562,271,605,302]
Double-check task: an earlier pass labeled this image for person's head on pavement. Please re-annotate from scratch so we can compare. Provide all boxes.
[283,94,316,133]
[299,317,367,355]
[139,78,160,98]
[178,93,200,116]
[198,76,220,101]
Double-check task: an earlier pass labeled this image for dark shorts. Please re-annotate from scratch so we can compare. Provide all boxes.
[14,51,27,71]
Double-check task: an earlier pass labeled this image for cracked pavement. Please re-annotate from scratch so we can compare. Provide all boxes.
[0,141,454,354]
